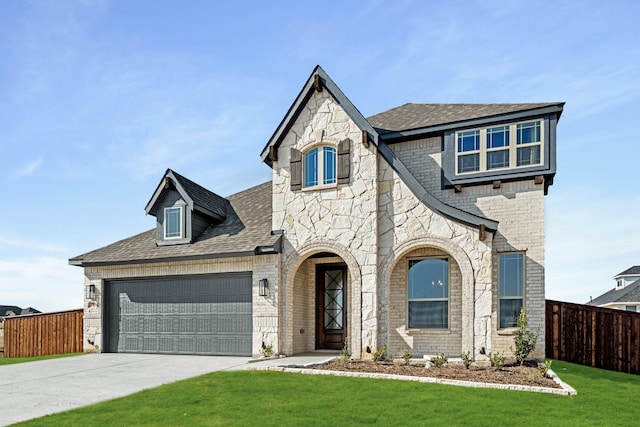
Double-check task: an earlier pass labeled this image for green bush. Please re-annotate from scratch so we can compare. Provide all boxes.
[337,338,351,362]
[491,352,506,371]
[401,347,412,365]
[461,351,472,369]
[513,308,539,365]
[373,346,387,362]
[431,353,447,368]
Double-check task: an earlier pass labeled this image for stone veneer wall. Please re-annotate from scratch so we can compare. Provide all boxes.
[391,137,546,359]
[272,90,379,357]
[377,159,494,361]
[82,254,279,357]
[387,247,463,357]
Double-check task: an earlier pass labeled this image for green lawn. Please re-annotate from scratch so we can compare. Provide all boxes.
[17,360,640,426]
[0,352,83,366]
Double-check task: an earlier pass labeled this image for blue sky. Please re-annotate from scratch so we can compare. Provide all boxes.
[1,0,639,312]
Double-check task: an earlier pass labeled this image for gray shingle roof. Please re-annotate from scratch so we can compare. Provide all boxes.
[587,279,640,306]
[170,169,228,218]
[70,181,278,266]
[615,266,640,277]
[367,103,564,133]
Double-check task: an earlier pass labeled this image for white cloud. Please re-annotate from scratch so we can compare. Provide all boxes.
[0,234,67,254]
[11,156,43,178]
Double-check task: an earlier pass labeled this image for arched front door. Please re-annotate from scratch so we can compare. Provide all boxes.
[316,264,347,350]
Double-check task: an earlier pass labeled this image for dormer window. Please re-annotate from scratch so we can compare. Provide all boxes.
[617,279,623,288]
[304,145,336,188]
[455,120,544,175]
[164,207,183,239]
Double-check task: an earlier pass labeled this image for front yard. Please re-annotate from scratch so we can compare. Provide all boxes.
[16,360,640,426]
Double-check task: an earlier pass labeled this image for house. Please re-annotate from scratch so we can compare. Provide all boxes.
[0,306,41,321]
[70,66,564,362]
[586,266,640,312]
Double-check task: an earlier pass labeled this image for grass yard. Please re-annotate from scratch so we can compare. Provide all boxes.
[17,360,640,426]
[0,352,83,366]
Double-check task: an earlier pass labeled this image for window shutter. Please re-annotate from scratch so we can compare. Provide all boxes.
[337,138,351,184]
[290,147,302,191]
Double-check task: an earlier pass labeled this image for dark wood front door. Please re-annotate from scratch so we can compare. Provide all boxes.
[316,265,347,350]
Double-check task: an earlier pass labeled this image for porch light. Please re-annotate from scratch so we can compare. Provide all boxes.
[89,284,96,299]
[259,279,269,297]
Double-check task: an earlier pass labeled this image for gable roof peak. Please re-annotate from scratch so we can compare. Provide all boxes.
[260,65,378,165]
[145,169,228,220]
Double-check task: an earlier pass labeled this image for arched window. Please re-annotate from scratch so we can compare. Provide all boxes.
[304,145,336,187]
[408,258,449,329]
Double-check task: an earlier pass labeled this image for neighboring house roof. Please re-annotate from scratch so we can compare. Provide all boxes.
[0,305,22,320]
[367,102,565,134]
[145,169,229,219]
[70,181,280,266]
[614,266,640,278]
[0,305,40,320]
[586,279,640,306]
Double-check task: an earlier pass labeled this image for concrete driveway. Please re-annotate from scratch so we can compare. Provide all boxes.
[0,353,250,426]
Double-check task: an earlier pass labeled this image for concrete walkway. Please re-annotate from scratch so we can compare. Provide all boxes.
[0,352,336,426]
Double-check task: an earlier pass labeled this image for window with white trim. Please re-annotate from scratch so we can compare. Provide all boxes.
[408,258,449,329]
[617,279,624,288]
[304,145,336,188]
[456,120,543,175]
[499,253,524,328]
[625,305,637,312]
[164,206,182,239]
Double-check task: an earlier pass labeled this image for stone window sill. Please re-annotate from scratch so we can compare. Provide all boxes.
[497,328,518,336]
[301,183,338,192]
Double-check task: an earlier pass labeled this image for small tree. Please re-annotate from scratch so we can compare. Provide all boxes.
[513,308,539,365]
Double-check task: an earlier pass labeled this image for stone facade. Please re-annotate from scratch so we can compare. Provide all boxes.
[269,92,547,361]
[389,136,546,359]
[272,90,379,357]
[79,67,557,362]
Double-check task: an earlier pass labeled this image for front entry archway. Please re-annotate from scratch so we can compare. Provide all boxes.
[283,239,363,357]
[316,264,347,350]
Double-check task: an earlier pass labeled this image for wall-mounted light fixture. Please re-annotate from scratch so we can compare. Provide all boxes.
[89,284,96,299]
[259,279,269,297]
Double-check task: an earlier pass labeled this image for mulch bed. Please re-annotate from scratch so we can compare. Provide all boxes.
[312,360,560,389]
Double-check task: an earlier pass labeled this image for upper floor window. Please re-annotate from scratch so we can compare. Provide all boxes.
[408,258,449,329]
[456,120,543,175]
[499,253,524,328]
[617,279,624,288]
[164,207,182,239]
[625,305,637,312]
[304,145,336,188]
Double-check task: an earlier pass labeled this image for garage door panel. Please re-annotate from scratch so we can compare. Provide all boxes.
[107,273,252,356]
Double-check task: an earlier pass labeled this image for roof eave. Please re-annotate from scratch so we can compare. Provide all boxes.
[378,104,565,142]
[70,250,279,268]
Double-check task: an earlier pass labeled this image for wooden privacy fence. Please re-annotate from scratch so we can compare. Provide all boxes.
[546,300,640,375]
[3,309,83,358]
